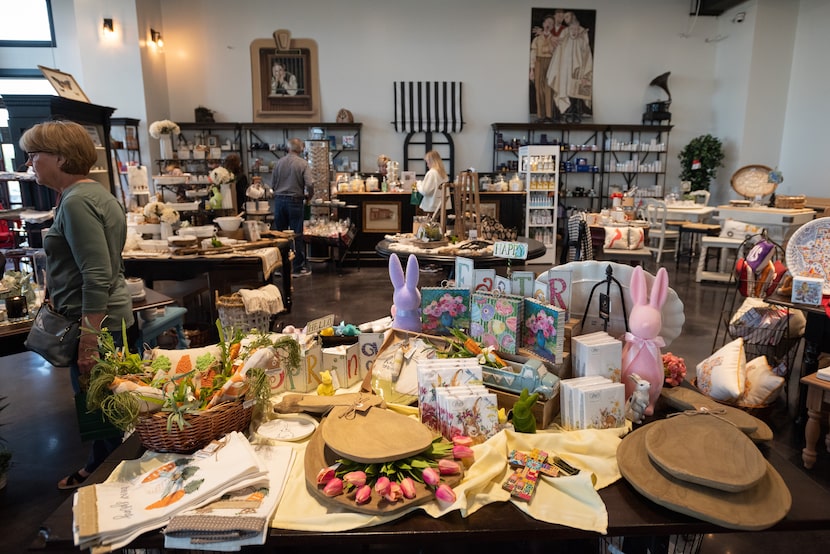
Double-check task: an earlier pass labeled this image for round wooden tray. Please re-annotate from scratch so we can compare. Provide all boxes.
[303,417,462,516]
[321,405,434,464]
[730,164,776,198]
[644,416,766,492]
[618,424,791,531]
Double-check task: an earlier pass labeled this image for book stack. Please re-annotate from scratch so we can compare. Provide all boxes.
[571,331,623,382]
[417,358,499,444]
[560,376,626,431]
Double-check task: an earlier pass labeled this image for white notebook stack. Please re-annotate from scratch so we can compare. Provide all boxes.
[560,376,626,431]
[571,331,623,382]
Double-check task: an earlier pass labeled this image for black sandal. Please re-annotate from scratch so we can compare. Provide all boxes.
[57,470,89,490]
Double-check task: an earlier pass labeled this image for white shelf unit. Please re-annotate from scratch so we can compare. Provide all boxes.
[519,145,560,265]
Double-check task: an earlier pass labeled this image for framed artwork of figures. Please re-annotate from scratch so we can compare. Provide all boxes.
[528,8,596,123]
[250,29,320,122]
[363,202,401,233]
[38,65,90,103]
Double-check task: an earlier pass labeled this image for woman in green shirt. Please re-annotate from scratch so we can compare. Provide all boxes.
[20,120,134,489]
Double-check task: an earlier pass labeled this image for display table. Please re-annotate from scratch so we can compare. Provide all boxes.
[800,372,830,469]
[375,236,547,273]
[713,205,815,245]
[123,238,292,337]
[35,420,830,550]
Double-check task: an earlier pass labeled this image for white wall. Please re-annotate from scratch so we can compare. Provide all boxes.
[779,0,830,197]
[2,0,826,201]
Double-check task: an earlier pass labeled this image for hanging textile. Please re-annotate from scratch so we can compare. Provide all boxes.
[567,212,594,263]
[393,81,464,133]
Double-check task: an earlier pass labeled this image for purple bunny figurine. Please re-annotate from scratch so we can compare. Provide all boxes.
[621,265,668,417]
[389,253,422,332]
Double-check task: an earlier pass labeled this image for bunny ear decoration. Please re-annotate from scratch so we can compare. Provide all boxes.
[405,254,420,289]
[389,253,405,289]
[630,265,648,305]
[650,267,669,310]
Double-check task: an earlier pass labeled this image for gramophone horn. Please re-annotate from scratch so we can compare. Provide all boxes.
[649,72,671,102]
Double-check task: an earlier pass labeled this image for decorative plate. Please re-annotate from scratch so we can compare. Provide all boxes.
[255,413,318,442]
[730,165,776,199]
[785,217,830,295]
[537,261,685,347]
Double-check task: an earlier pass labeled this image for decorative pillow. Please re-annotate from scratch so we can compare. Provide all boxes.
[628,226,646,250]
[603,226,630,250]
[737,355,784,408]
[719,219,763,240]
[745,240,776,274]
[696,337,746,401]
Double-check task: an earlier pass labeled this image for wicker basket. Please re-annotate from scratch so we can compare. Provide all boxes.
[216,291,272,333]
[774,194,806,209]
[135,400,253,454]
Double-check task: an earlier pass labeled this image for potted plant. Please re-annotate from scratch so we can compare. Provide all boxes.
[678,134,725,192]
[0,396,12,490]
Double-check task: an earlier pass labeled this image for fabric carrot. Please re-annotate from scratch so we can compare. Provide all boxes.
[141,459,187,483]
[174,355,192,374]
[228,342,241,361]
[246,487,268,502]
[145,489,185,510]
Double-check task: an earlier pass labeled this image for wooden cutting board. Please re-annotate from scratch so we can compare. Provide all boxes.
[660,385,773,442]
[617,424,791,531]
[303,418,462,515]
[321,405,435,464]
[644,416,767,492]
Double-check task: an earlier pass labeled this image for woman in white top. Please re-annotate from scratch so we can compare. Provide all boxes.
[416,150,449,215]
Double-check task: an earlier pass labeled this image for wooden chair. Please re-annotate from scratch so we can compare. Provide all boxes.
[642,199,680,264]
[439,171,481,240]
[689,190,711,206]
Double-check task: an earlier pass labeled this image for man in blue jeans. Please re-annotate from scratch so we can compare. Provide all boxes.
[270,137,313,276]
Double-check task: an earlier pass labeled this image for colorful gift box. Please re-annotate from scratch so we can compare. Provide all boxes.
[322,342,361,389]
[285,339,322,393]
[357,331,389,379]
[470,291,524,354]
[791,275,824,306]
[521,298,566,363]
[421,287,471,335]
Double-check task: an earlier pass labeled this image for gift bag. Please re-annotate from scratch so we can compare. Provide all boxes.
[521,297,566,363]
[470,291,523,354]
[420,286,471,335]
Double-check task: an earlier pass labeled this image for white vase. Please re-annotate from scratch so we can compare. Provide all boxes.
[159,135,174,159]
[160,222,173,240]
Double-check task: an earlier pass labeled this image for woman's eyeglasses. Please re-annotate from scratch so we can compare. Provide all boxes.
[26,151,51,161]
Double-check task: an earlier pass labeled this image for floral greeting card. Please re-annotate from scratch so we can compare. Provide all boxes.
[522,298,565,363]
[470,291,523,355]
[421,287,471,335]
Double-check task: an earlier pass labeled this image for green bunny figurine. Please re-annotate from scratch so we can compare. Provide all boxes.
[511,388,539,433]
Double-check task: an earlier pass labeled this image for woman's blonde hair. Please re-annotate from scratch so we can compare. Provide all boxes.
[19,120,97,175]
[424,150,448,181]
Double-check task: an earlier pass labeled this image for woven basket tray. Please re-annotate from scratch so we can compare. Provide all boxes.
[216,291,272,333]
[135,400,253,454]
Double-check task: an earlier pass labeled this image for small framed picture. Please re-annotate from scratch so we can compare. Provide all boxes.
[363,202,401,233]
[342,135,356,149]
[206,135,220,148]
[479,202,498,220]
[83,125,102,147]
[38,65,90,103]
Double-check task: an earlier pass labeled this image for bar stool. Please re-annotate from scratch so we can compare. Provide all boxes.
[137,306,188,351]
[695,236,743,282]
[676,223,721,269]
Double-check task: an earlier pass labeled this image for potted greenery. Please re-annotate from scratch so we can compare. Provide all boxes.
[678,134,725,192]
[0,396,11,490]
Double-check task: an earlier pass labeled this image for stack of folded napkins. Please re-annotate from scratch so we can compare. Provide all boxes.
[73,432,292,552]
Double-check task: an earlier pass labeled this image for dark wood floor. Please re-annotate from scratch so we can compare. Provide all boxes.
[1,257,829,553]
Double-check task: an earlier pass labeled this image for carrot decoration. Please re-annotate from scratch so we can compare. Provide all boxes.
[246,487,268,502]
[145,489,186,510]
[174,355,193,374]
[141,459,187,483]
[228,342,241,361]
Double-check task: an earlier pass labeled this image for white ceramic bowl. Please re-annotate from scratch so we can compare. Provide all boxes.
[178,225,216,238]
[138,239,169,253]
[214,216,243,231]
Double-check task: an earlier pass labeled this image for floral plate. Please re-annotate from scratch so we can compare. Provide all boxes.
[785,217,830,295]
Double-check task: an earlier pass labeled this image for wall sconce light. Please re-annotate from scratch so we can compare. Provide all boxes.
[150,28,164,47]
[103,18,114,34]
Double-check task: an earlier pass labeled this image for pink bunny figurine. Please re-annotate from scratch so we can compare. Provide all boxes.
[389,253,422,332]
[621,265,668,416]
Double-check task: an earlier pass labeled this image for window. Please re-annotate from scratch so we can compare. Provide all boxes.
[0,0,55,46]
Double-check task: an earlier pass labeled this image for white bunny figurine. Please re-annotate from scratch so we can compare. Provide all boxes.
[624,373,651,424]
[389,253,422,332]
[621,265,668,416]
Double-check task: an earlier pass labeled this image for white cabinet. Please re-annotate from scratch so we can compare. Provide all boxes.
[519,145,560,265]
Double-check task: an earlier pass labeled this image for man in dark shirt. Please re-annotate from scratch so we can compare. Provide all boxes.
[270,137,313,275]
